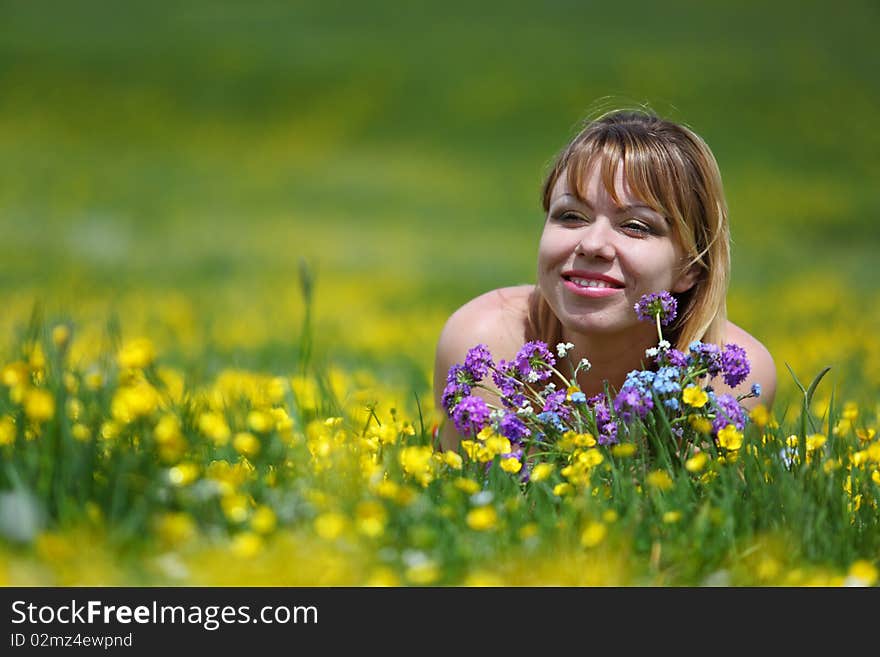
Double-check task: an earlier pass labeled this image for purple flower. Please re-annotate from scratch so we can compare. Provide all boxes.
[441,382,463,413]
[658,348,688,368]
[446,364,474,389]
[464,344,494,382]
[688,341,722,377]
[720,343,751,389]
[498,412,531,443]
[492,359,520,396]
[614,387,654,423]
[634,291,678,326]
[514,341,556,383]
[589,396,619,445]
[542,389,571,421]
[597,422,618,446]
[712,393,747,433]
[452,395,491,435]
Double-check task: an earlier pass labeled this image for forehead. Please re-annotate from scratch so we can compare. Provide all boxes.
[550,160,642,207]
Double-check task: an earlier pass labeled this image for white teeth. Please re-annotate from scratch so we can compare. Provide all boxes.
[570,278,617,289]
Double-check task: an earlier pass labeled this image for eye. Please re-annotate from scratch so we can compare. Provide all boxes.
[555,211,588,225]
[622,220,652,235]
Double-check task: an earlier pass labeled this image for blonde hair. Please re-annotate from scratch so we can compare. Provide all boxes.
[528,108,730,352]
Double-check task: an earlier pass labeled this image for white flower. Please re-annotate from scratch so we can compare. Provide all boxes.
[658,340,671,350]
[556,342,574,358]
[578,358,591,372]
[645,347,659,358]
[516,403,535,417]
[526,371,539,383]
[470,491,494,506]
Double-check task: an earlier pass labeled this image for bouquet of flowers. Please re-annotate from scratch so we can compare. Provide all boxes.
[441,291,760,482]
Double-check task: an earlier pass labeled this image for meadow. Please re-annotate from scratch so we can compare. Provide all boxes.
[0,0,878,585]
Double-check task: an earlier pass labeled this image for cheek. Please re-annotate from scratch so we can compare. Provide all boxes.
[537,229,568,269]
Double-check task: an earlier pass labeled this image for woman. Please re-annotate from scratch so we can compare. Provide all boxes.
[433,109,776,452]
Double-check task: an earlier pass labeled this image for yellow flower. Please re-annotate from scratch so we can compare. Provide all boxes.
[846,560,878,586]
[611,442,637,458]
[530,463,555,482]
[689,415,713,434]
[553,482,573,497]
[250,506,278,534]
[0,415,16,446]
[117,337,155,369]
[602,509,619,523]
[717,424,744,451]
[500,457,522,473]
[23,388,55,423]
[442,451,463,470]
[749,404,770,428]
[233,431,261,457]
[454,477,480,494]
[51,324,71,348]
[662,511,682,524]
[576,448,604,468]
[685,452,708,472]
[247,409,274,434]
[355,500,387,538]
[314,512,348,540]
[111,382,159,423]
[221,493,251,523]
[168,462,199,487]
[155,512,196,547]
[682,385,709,408]
[466,506,498,531]
[460,440,479,460]
[806,433,826,452]
[646,470,674,491]
[71,423,90,442]
[580,522,607,548]
[484,435,512,458]
[230,532,263,558]
[573,433,597,447]
[155,414,186,462]
[842,402,858,421]
[198,411,231,446]
[400,445,435,486]
[65,397,83,421]
[100,420,120,441]
[1,361,29,387]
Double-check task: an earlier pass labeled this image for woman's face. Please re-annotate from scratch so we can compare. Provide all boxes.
[537,161,697,340]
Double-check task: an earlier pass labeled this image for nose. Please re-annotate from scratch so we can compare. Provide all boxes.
[575,220,616,260]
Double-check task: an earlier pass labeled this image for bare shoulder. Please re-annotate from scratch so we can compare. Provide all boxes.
[438,285,534,352]
[717,320,778,410]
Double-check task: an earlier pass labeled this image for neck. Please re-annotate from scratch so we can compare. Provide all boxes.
[560,324,659,397]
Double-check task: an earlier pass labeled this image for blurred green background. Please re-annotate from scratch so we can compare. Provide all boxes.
[1,0,878,411]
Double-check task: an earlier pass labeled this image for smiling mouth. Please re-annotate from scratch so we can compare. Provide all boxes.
[563,276,624,289]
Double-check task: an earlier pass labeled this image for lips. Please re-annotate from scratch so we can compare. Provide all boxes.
[561,270,625,288]
[560,270,625,298]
